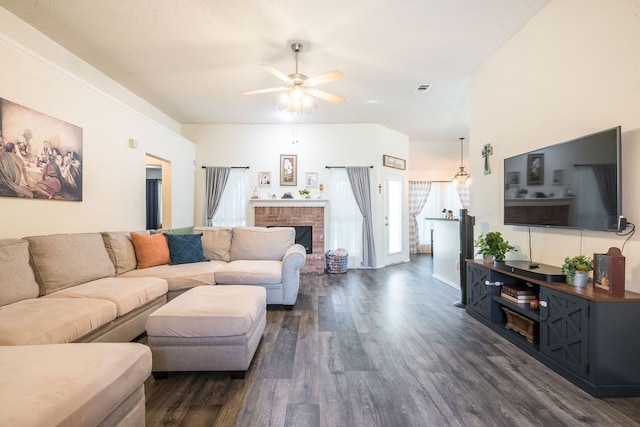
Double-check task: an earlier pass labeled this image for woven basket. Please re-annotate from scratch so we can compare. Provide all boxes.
[326,253,348,273]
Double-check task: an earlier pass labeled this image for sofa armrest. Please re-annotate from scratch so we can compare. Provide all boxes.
[281,244,307,305]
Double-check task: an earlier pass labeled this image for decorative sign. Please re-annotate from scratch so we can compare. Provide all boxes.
[594,247,625,295]
[382,154,406,170]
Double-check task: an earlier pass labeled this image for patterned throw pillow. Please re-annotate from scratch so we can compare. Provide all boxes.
[130,232,171,269]
[165,233,208,265]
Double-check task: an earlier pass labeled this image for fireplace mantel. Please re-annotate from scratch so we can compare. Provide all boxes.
[249,199,328,208]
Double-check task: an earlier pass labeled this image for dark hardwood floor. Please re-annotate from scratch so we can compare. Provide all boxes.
[144,256,640,426]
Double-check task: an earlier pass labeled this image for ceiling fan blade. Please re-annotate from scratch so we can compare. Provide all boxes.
[242,87,286,95]
[307,88,346,104]
[305,70,344,86]
[259,64,292,83]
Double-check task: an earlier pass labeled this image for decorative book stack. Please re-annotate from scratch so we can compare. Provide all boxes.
[500,283,536,304]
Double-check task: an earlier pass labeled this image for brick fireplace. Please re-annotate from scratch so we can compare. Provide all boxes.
[252,200,326,274]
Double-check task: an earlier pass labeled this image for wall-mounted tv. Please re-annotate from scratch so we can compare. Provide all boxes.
[504,126,621,231]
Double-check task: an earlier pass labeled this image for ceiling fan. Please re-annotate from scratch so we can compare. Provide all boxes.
[242,43,345,113]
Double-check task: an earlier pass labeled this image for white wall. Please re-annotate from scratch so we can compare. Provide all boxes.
[182,123,410,267]
[409,139,470,182]
[469,0,640,292]
[0,8,196,238]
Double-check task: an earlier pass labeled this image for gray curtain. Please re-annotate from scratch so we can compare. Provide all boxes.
[346,166,376,267]
[205,167,231,226]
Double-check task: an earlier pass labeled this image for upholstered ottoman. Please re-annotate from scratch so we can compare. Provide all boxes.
[145,285,266,379]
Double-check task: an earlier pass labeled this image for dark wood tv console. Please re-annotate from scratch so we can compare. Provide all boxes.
[466,259,640,397]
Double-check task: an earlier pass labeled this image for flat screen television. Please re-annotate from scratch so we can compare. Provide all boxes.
[503,126,621,231]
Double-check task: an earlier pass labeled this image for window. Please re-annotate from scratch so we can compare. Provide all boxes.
[328,169,362,267]
[211,169,248,226]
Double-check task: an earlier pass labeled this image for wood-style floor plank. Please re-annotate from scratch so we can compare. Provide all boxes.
[144,256,640,426]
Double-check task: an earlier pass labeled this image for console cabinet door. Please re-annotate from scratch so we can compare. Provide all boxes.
[539,287,589,378]
[467,263,492,320]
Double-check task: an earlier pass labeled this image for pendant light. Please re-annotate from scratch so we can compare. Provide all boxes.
[452,137,471,186]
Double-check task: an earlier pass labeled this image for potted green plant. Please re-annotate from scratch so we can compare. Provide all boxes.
[473,231,516,263]
[298,188,311,199]
[562,255,593,287]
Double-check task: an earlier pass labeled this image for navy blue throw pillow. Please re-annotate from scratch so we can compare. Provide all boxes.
[165,233,208,265]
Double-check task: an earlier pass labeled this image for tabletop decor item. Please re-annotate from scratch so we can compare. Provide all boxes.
[594,247,625,295]
[473,231,516,263]
[562,255,593,287]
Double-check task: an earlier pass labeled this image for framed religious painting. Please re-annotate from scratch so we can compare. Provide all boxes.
[280,154,297,186]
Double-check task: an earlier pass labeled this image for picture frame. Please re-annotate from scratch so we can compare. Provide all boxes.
[305,172,318,187]
[259,171,271,187]
[382,154,406,170]
[280,154,297,186]
[506,171,520,186]
[0,97,84,201]
[552,169,564,186]
[526,153,544,185]
[594,247,625,295]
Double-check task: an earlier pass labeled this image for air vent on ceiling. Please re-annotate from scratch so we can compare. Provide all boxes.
[414,84,432,93]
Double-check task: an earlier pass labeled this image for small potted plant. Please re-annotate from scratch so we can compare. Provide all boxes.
[298,188,311,199]
[473,231,516,263]
[562,255,593,287]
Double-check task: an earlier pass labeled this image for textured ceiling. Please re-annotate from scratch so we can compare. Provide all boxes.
[0,0,549,141]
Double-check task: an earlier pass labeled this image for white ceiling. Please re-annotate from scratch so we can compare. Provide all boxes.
[0,0,549,142]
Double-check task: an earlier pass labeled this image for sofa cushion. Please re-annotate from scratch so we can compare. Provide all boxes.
[215,260,283,285]
[195,226,232,262]
[146,285,267,337]
[230,226,295,261]
[0,343,151,427]
[166,233,208,265]
[101,231,139,275]
[130,232,170,269]
[26,233,116,295]
[0,297,117,345]
[45,277,168,317]
[0,239,40,306]
[151,226,194,235]
[101,231,136,274]
[119,260,225,292]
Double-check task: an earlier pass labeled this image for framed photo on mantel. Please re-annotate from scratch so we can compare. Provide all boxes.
[594,247,625,295]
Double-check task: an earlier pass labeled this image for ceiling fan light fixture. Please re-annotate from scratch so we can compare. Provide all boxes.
[244,42,344,114]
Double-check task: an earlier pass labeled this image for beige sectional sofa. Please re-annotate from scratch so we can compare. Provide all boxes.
[0,225,305,426]
[1,226,306,345]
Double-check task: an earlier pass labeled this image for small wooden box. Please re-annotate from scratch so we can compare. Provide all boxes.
[594,247,625,295]
[502,307,539,343]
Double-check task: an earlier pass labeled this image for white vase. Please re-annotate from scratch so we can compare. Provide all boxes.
[574,271,589,287]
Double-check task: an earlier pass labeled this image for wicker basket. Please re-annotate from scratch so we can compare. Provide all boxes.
[502,307,539,343]
[326,252,348,274]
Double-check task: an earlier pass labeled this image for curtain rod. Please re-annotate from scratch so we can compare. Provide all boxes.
[201,166,250,169]
[325,165,374,169]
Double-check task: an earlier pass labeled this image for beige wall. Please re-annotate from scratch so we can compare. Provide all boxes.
[0,8,196,238]
[469,0,640,291]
